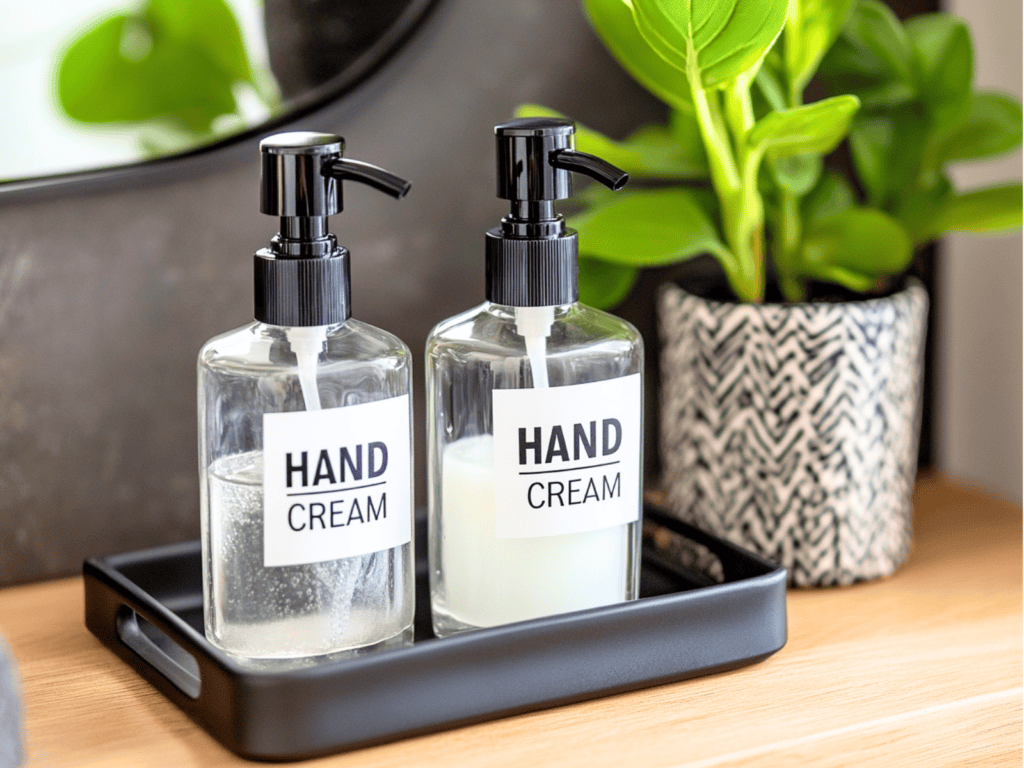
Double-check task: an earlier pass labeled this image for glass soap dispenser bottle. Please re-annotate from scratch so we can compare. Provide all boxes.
[198,132,415,669]
[426,118,644,638]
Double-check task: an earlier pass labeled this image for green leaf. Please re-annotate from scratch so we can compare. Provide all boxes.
[748,95,860,159]
[569,187,729,267]
[906,14,973,132]
[847,117,887,205]
[819,0,915,108]
[845,0,914,87]
[57,16,134,121]
[848,106,928,208]
[893,174,952,244]
[148,0,252,83]
[802,171,856,219]
[786,0,857,95]
[630,0,789,89]
[820,43,915,107]
[578,258,639,309]
[801,208,913,280]
[928,184,1023,237]
[937,90,1023,165]
[819,36,883,99]
[56,0,252,132]
[582,0,692,110]
[514,105,707,179]
[626,124,709,178]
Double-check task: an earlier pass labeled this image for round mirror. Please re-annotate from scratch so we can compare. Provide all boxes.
[1,0,437,188]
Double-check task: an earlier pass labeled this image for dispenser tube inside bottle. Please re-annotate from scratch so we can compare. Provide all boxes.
[514,306,554,389]
[286,326,326,411]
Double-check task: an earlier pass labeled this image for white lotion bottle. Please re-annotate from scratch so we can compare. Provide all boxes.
[426,118,644,637]
[198,133,415,669]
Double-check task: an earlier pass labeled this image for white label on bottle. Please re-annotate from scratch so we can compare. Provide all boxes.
[492,374,642,539]
[262,395,412,567]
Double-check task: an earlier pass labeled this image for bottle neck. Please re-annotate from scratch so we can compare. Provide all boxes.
[486,301,575,317]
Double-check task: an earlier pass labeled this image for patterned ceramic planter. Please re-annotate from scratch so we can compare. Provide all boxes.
[658,280,928,587]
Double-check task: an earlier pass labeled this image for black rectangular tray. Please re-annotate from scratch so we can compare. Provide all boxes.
[84,509,787,762]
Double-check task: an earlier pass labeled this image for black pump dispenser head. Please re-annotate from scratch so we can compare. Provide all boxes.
[255,131,410,326]
[486,118,629,307]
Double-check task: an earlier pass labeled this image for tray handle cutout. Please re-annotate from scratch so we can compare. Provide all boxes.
[116,605,201,699]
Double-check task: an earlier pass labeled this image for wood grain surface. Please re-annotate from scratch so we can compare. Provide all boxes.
[0,474,1019,767]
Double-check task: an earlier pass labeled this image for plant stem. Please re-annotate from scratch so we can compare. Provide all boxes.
[726,77,756,140]
[690,85,740,192]
[784,0,802,108]
[776,191,805,301]
[725,80,766,302]
[686,29,767,302]
[693,89,758,301]
[774,2,806,302]
[690,81,760,301]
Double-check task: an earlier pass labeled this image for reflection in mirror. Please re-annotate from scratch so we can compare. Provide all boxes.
[1,0,432,184]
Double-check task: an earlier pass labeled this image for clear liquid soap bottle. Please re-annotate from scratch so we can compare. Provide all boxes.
[198,132,415,669]
[426,118,644,637]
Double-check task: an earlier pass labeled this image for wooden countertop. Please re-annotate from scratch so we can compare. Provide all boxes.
[1,474,1020,766]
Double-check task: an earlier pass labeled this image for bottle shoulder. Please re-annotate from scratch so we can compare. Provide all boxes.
[332,318,412,359]
[571,303,643,343]
[426,303,489,342]
[200,319,411,374]
[427,303,643,358]
[198,321,260,361]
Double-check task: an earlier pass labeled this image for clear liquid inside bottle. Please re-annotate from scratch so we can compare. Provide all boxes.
[199,320,414,668]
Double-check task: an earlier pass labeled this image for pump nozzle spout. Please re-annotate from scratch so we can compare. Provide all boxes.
[549,149,629,191]
[324,158,412,199]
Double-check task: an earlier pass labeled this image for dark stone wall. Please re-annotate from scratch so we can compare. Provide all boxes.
[0,0,665,583]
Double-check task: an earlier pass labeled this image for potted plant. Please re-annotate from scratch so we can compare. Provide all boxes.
[518,0,1022,585]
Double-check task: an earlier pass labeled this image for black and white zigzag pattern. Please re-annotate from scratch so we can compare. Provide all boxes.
[658,282,928,587]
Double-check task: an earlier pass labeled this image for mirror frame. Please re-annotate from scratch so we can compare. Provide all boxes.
[0,0,440,203]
